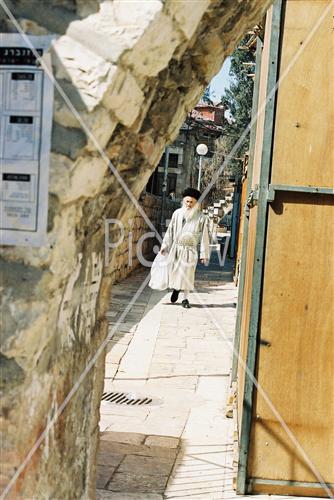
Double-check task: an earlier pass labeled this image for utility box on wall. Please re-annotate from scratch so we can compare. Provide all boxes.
[235,0,334,497]
[0,34,54,247]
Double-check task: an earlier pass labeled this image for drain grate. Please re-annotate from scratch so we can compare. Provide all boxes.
[101,391,153,406]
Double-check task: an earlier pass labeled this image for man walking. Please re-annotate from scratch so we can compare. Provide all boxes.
[160,187,210,308]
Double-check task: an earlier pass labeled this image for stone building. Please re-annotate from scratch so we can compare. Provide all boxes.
[190,100,225,130]
[0,1,272,498]
[146,99,225,200]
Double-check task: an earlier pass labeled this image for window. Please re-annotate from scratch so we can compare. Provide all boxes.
[145,170,177,196]
[159,153,179,169]
[168,154,179,168]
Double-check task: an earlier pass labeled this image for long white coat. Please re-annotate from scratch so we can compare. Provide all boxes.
[161,207,210,291]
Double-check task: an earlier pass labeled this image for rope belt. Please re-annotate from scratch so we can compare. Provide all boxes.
[176,242,197,247]
[176,243,197,263]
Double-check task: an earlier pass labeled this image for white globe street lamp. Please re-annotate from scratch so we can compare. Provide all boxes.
[196,143,208,190]
[196,143,208,156]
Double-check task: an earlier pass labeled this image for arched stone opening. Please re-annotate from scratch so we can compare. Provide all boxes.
[1,1,272,497]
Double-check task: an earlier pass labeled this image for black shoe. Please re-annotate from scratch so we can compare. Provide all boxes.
[171,289,180,303]
[182,299,191,309]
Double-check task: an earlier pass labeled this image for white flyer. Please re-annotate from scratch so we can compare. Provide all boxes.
[0,34,54,246]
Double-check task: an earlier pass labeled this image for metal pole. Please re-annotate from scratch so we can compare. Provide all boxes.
[197,155,202,190]
[159,147,169,235]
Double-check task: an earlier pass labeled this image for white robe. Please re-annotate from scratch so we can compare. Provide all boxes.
[161,207,210,291]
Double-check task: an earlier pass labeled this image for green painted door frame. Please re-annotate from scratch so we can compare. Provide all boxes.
[236,0,283,494]
[231,38,263,384]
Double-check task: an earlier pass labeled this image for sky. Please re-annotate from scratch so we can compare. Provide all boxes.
[208,58,232,103]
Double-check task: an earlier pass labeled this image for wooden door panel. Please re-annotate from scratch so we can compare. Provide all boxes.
[247,0,334,492]
[271,0,334,187]
[249,193,334,483]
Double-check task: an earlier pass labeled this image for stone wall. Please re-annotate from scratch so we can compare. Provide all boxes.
[0,1,272,498]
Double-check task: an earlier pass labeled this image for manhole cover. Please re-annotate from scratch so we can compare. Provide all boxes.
[101,391,154,406]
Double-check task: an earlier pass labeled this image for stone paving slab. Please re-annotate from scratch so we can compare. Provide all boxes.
[96,465,116,489]
[97,492,163,500]
[97,431,179,496]
[107,471,169,493]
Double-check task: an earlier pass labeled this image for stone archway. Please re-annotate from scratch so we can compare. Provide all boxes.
[0,1,272,497]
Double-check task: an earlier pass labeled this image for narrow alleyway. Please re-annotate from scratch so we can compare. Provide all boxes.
[96,246,308,500]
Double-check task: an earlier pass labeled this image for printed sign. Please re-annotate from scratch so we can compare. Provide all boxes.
[0,35,54,246]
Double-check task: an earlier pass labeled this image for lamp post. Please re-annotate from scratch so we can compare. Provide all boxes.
[196,143,208,191]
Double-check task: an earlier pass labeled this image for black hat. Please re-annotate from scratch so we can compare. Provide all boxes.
[182,187,201,200]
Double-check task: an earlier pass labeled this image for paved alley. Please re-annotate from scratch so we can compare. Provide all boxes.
[96,246,309,500]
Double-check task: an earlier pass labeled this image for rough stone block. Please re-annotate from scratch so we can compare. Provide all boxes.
[122,13,182,77]
[51,122,87,160]
[13,1,79,34]
[52,35,116,111]
[137,134,165,167]
[85,107,118,152]
[103,70,144,127]
[193,31,226,81]
[0,354,25,392]
[168,0,211,39]
[66,0,161,63]
[76,0,100,18]
[63,156,108,203]
[110,0,162,28]
[48,153,72,201]
[18,18,49,35]
[53,78,88,129]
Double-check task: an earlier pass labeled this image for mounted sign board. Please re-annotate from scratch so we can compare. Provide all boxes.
[0,34,54,247]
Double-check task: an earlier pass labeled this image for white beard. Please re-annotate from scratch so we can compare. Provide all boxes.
[181,203,200,222]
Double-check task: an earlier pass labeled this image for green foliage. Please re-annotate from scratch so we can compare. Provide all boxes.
[221,35,255,174]
[200,146,229,205]
[202,85,214,105]
[197,36,256,202]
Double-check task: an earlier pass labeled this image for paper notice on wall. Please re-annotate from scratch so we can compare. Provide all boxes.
[2,173,36,202]
[5,71,42,112]
[1,202,36,231]
[0,34,54,246]
[3,115,40,160]
[0,173,37,230]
